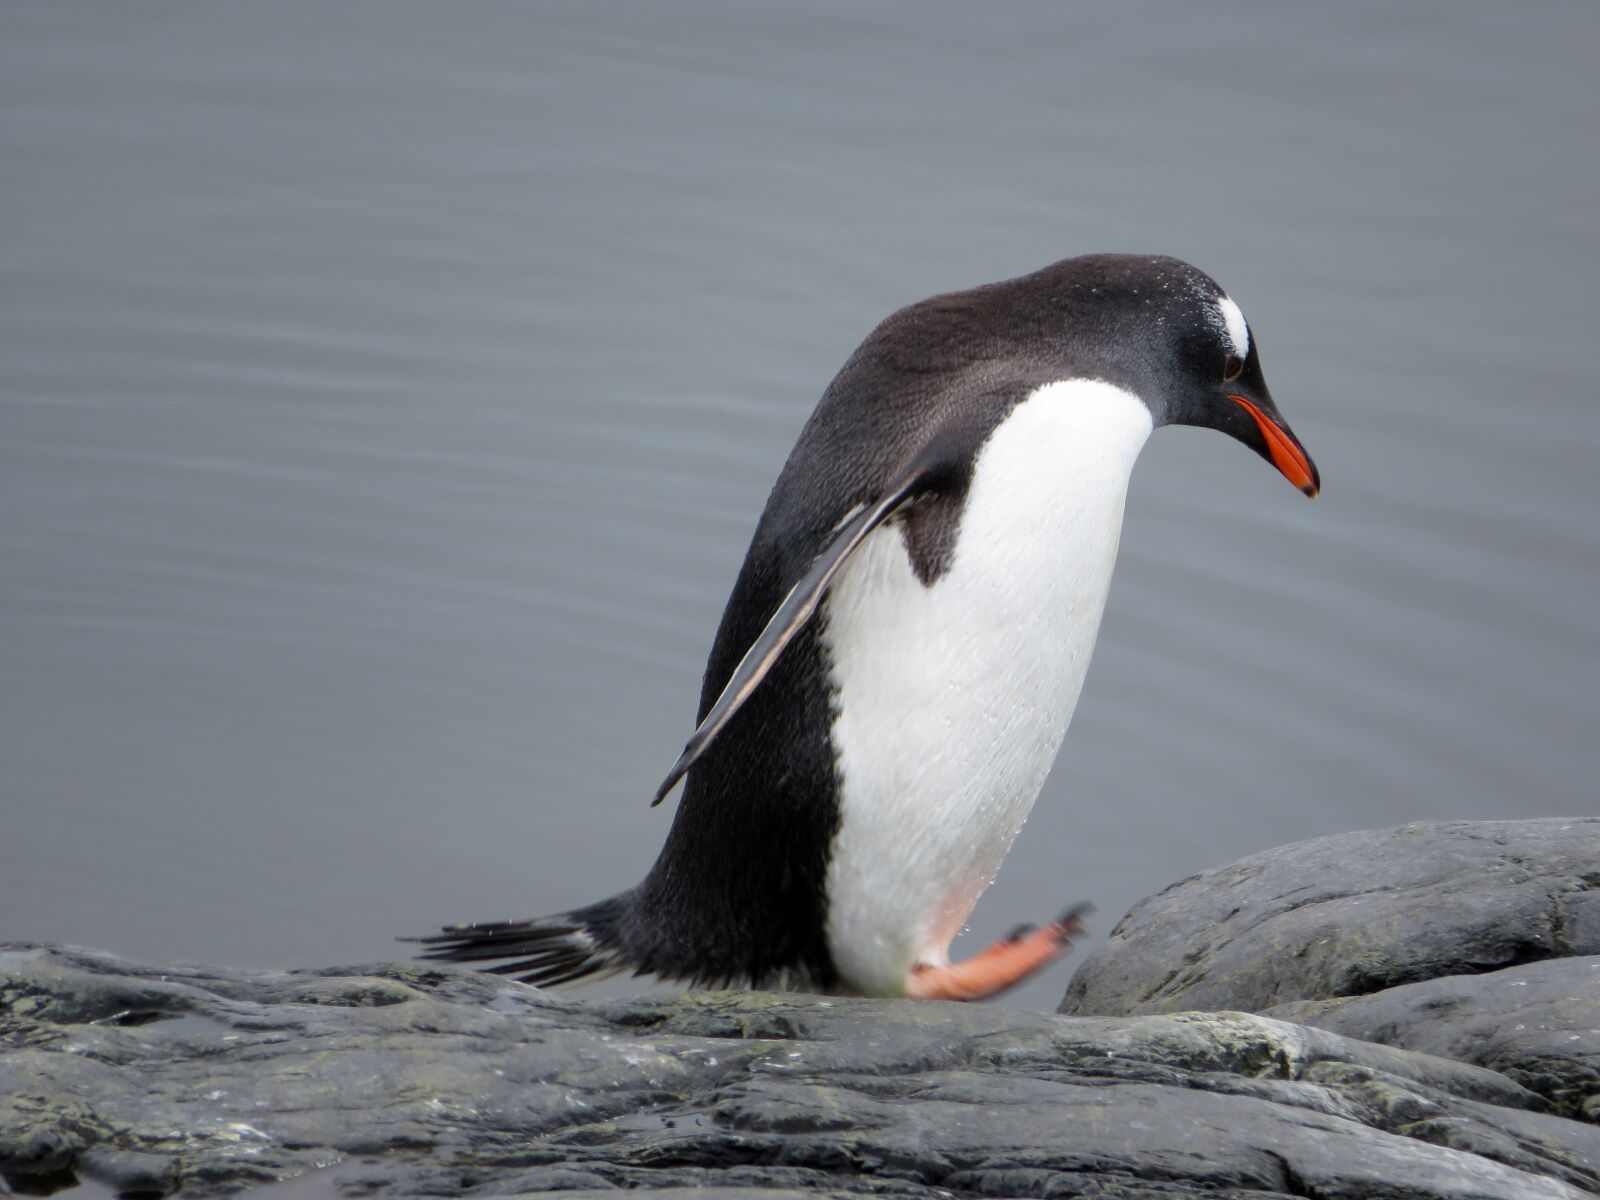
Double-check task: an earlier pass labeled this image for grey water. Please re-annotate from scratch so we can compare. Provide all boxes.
[3,3,1596,1012]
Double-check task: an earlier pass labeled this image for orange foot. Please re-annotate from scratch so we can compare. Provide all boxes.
[904,903,1093,1001]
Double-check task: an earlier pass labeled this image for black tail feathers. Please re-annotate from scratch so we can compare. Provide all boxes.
[405,897,629,989]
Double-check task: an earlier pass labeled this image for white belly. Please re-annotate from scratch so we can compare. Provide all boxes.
[820,379,1153,996]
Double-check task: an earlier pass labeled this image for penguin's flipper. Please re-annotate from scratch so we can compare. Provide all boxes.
[652,451,962,806]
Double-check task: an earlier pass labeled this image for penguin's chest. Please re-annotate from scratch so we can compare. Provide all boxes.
[818,380,1152,996]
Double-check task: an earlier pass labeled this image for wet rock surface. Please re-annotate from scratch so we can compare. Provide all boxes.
[5,820,1598,1199]
[0,942,1595,1200]
[1061,818,1600,1018]
[1059,817,1600,1180]
[1268,956,1600,1124]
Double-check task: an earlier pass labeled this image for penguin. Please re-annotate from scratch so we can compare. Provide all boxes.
[412,253,1320,1001]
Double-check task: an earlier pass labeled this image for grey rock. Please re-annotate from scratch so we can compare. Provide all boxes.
[1268,956,1600,1124]
[1061,818,1600,1018]
[3,944,1599,1199]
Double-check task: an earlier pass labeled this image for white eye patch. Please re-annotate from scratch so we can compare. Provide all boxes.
[1214,295,1250,361]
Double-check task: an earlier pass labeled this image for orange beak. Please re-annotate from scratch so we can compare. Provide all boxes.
[1227,394,1320,498]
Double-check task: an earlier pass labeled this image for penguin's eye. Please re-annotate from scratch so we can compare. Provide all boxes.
[1222,355,1244,382]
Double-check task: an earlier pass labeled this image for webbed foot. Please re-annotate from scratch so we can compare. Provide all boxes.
[905,903,1092,1001]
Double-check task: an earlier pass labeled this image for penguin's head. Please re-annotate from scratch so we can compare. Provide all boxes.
[1150,270,1320,499]
[1015,254,1321,498]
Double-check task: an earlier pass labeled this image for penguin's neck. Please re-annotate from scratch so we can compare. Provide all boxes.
[821,377,1153,996]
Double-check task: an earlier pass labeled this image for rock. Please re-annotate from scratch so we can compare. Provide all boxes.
[1268,956,1600,1124]
[3,943,1599,1199]
[1060,818,1600,1018]
[1059,818,1599,1141]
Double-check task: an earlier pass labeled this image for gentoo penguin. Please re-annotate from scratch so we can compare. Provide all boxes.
[414,253,1319,1001]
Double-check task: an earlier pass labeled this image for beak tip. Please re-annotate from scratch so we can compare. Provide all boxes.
[1300,462,1322,499]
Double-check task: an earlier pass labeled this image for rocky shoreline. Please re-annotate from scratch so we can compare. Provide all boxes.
[3,819,1595,1199]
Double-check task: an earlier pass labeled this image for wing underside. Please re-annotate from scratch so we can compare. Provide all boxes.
[652,458,954,805]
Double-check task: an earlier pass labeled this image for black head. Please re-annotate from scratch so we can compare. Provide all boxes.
[958,254,1321,497]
